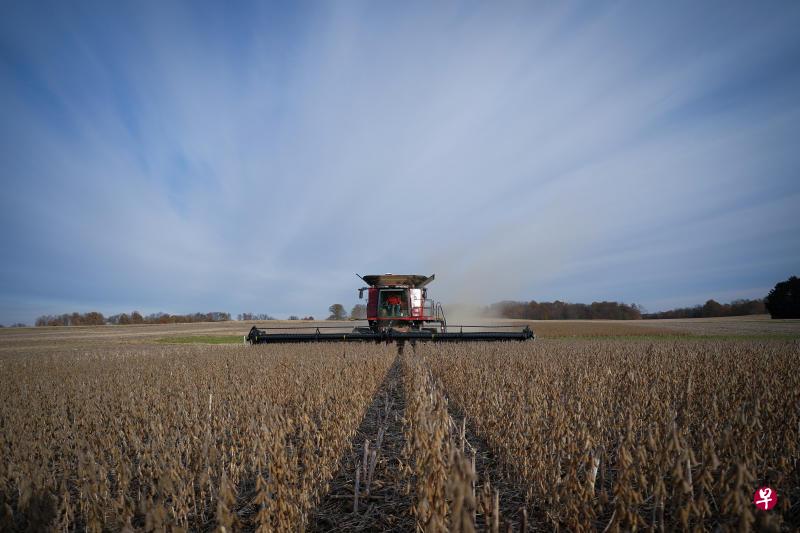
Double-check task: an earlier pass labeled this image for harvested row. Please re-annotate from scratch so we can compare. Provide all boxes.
[311,356,413,532]
[424,339,800,531]
[402,349,524,532]
[0,343,394,531]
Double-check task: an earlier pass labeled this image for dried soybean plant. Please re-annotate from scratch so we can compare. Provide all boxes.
[0,343,394,531]
[3,334,797,532]
[402,350,494,532]
[423,339,800,531]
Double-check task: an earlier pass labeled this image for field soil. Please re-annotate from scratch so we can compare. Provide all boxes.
[310,357,413,532]
[2,315,796,351]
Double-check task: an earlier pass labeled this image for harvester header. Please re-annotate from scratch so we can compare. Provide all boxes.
[246,273,534,344]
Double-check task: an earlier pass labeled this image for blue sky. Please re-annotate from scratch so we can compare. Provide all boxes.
[1,1,799,324]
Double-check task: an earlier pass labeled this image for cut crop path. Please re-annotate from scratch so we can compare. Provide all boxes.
[311,356,413,532]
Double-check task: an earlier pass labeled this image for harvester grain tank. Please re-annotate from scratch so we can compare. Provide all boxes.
[246,274,534,344]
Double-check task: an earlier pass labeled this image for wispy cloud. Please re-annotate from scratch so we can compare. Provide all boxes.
[1,1,799,323]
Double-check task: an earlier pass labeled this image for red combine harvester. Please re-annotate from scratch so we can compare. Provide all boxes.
[360,273,445,332]
[246,273,534,344]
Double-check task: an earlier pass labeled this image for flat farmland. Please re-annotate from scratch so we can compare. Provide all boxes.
[3,314,797,350]
[1,318,798,531]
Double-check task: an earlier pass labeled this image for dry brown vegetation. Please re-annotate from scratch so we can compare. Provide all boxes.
[424,339,800,531]
[0,344,394,531]
[1,321,798,531]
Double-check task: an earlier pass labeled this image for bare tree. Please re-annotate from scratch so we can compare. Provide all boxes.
[327,304,347,320]
[350,304,367,319]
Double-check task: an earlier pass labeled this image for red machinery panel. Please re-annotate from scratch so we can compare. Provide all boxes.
[366,287,378,318]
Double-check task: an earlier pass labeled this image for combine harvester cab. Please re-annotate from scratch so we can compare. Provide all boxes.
[246,274,534,344]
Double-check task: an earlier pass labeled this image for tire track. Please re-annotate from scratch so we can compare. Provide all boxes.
[310,355,413,532]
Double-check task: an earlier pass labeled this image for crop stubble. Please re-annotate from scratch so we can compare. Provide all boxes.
[0,344,394,531]
[424,339,800,531]
[1,332,798,531]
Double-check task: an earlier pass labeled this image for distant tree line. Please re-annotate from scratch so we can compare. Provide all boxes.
[35,311,231,326]
[486,300,642,320]
[36,312,108,326]
[34,310,328,326]
[642,299,766,319]
[125,312,231,324]
[237,313,275,321]
[30,276,792,327]
[238,314,317,321]
[106,311,144,324]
